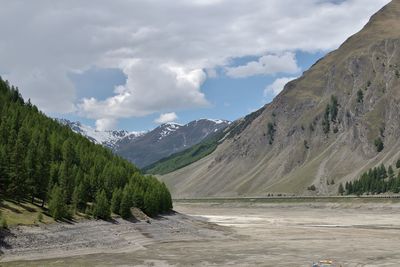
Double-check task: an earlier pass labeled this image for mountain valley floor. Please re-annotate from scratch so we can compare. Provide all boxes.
[2,198,400,266]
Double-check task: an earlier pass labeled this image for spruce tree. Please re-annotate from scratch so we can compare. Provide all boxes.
[144,189,159,217]
[338,183,345,195]
[111,188,123,215]
[388,165,394,179]
[48,185,68,220]
[119,187,132,219]
[93,189,111,220]
[9,126,29,201]
[72,183,86,212]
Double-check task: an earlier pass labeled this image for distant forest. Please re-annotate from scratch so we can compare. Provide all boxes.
[340,162,400,195]
[0,77,172,220]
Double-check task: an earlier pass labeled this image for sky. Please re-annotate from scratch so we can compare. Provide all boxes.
[0,0,390,132]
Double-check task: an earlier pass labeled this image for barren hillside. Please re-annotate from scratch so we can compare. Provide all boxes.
[161,0,400,198]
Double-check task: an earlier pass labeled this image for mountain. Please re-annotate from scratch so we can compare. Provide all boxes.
[114,119,230,168]
[57,119,144,149]
[144,112,262,175]
[59,118,230,168]
[160,0,400,198]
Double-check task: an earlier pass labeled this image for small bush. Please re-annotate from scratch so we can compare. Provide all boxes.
[1,217,8,229]
[374,137,384,152]
[37,213,44,223]
[304,140,309,149]
[357,89,364,103]
[307,185,316,191]
[396,159,400,169]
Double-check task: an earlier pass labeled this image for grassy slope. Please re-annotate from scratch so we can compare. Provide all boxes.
[144,130,226,175]
[0,200,54,226]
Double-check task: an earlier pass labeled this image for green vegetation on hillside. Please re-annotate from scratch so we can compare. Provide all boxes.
[144,129,226,175]
[344,163,400,195]
[374,137,384,152]
[322,95,339,134]
[0,77,172,221]
[145,107,266,175]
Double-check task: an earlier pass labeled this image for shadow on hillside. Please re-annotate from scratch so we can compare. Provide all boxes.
[19,203,36,212]
[0,229,15,255]
[2,198,41,213]
[1,203,22,214]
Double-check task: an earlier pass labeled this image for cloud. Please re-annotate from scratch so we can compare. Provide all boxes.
[95,118,117,131]
[225,53,300,78]
[0,0,390,122]
[154,112,178,124]
[264,76,297,97]
[79,59,208,124]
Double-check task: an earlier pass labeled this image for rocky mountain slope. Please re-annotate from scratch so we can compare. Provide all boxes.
[60,118,230,168]
[58,119,144,149]
[160,0,400,198]
[114,119,230,168]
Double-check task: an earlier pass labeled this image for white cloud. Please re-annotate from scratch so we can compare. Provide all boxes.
[264,77,297,97]
[95,118,117,131]
[225,52,300,78]
[0,0,390,123]
[79,60,208,123]
[154,112,178,124]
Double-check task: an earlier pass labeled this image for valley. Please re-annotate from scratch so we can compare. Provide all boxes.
[2,199,400,266]
[1,1,400,266]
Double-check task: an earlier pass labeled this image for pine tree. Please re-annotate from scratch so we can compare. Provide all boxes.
[93,189,111,220]
[0,145,7,197]
[144,189,159,217]
[338,183,345,195]
[111,188,123,215]
[119,186,132,219]
[329,95,338,122]
[9,126,29,201]
[72,183,86,212]
[48,185,68,220]
[322,104,330,134]
[388,165,394,179]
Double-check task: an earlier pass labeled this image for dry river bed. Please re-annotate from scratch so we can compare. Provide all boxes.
[1,199,400,266]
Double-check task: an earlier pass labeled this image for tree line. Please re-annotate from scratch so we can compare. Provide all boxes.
[339,161,400,195]
[0,77,172,220]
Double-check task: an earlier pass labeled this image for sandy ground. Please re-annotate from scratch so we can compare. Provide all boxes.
[2,200,400,266]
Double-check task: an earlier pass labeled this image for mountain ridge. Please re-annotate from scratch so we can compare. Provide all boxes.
[60,118,230,168]
[160,0,400,198]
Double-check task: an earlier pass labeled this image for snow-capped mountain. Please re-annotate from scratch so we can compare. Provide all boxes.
[57,119,144,149]
[114,119,230,168]
[157,122,182,140]
[59,118,230,168]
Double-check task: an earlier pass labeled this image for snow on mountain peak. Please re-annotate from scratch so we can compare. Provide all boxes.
[158,122,182,140]
[57,119,144,149]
